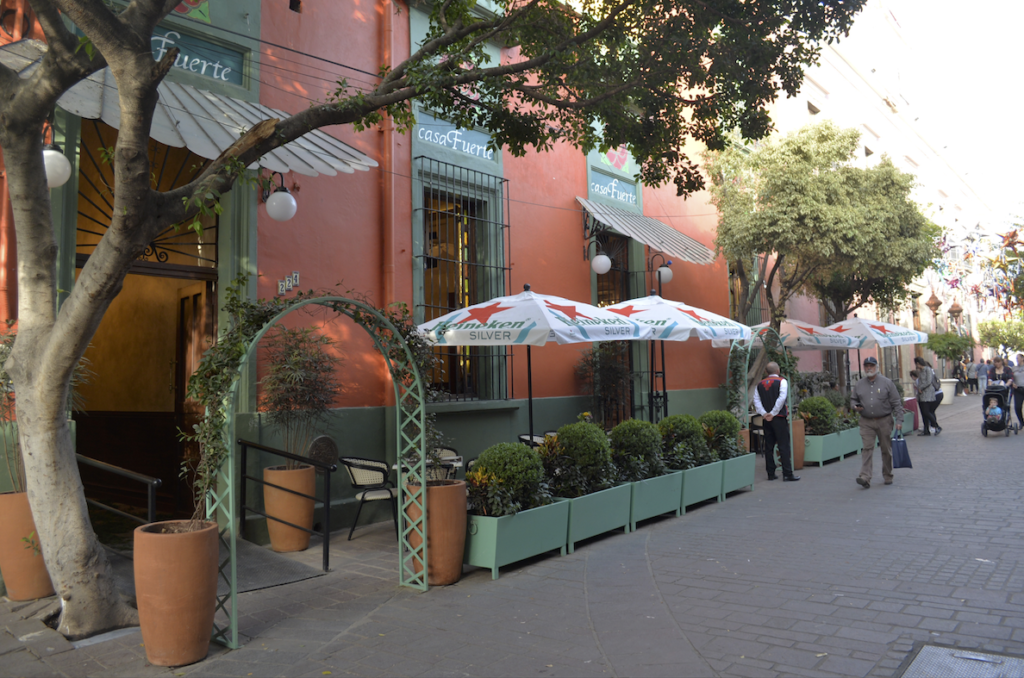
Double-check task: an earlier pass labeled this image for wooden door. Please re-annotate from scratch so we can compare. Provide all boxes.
[175,281,215,512]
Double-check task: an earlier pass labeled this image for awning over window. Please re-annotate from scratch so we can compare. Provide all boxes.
[0,39,377,177]
[576,197,715,266]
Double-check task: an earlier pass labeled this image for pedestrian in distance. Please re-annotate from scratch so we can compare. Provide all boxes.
[1012,354,1024,429]
[967,360,979,394]
[851,356,904,489]
[978,358,989,393]
[953,360,967,396]
[753,361,800,482]
[913,356,941,436]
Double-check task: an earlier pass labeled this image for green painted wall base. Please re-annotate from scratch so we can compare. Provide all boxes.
[681,461,723,512]
[561,484,631,554]
[722,454,755,496]
[464,499,569,579]
[629,472,682,531]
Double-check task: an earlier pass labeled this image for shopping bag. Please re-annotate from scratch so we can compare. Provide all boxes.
[891,432,912,469]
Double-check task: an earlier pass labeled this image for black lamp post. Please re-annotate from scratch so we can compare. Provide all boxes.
[646,254,673,422]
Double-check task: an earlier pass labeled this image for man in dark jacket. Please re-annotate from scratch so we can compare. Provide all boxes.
[851,356,904,488]
[753,362,799,482]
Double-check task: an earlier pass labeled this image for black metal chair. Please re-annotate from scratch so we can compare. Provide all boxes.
[428,446,460,481]
[339,457,398,541]
[749,415,765,455]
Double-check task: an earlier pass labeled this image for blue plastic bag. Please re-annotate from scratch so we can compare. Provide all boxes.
[891,432,912,469]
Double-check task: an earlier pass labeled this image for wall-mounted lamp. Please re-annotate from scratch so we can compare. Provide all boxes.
[261,171,297,221]
[591,252,612,275]
[648,253,672,295]
[42,143,71,188]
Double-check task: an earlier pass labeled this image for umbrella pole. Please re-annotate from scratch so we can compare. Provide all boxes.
[528,345,534,443]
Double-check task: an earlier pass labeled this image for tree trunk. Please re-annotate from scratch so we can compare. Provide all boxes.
[2,135,137,638]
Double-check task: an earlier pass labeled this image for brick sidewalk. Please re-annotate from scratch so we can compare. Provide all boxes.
[6,393,1024,677]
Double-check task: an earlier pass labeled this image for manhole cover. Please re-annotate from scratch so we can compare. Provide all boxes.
[902,645,1024,678]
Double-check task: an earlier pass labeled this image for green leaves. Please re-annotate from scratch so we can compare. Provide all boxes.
[925,332,975,362]
[977,320,1024,356]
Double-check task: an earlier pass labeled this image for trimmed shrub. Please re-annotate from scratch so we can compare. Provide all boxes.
[609,419,664,482]
[667,437,718,470]
[658,414,703,453]
[698,410,742,458]
[797,396,838,436]
[539,422,615,498]
[466,442,548,517]
[823,388,849,412]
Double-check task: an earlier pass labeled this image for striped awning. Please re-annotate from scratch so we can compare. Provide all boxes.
[0,39,377,177]
[576,197,715,266]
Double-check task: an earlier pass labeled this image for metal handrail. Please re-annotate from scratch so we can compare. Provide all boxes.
[238,439,337,572]
[76,454,162,524]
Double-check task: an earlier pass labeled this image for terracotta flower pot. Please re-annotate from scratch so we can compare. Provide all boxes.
[0,492,55,601]
[264,464,316,553]
[405,480,467,586]
[134,520,218,667]
[792,418,805,470]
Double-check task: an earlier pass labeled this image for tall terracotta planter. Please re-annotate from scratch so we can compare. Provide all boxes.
[134,520,218,667]
[405,480,467,586]
[0,492,54,601]
[792,419,805,470]
[264,464,315,552]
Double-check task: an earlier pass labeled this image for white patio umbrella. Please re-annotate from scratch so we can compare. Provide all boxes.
[418,286,654,441]
[711,320,860,350]
[604,295,752,342]
[824,317,927,348]
[604,295,751,420]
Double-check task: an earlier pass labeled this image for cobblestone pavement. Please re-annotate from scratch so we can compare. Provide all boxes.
[5,393,1024,677]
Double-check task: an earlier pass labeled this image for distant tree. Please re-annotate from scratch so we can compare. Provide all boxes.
[978,320,1024,357]
[707,120,933,387]
[925,332,974,363]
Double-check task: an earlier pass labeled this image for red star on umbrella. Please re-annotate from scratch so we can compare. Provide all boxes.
[679,308,707,322]
[545,301,592,320]
[455,302,512,324]
[832,325,850,333]
[608,305,643,317]
[870,324,893,334]
[796,325,818,335]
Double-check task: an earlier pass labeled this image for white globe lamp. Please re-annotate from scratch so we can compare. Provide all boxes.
[42,144,72,188]
[656,265,673,285]
[265,187,297,222]
[591,253,612,275]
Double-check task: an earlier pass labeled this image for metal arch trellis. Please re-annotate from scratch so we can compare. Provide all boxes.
[208,296,428,650]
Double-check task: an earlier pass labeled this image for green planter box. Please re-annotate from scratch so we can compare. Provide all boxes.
[561,484,632,554]
[680,460,724,513]
[839,428,861,457]
[629,471,683,531]
[721,453,756,496]
[465,498,570,580]
[803,431,844,466]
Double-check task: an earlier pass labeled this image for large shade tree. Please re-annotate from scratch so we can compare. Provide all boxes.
[707,120,934,386]
[0,0,866,637]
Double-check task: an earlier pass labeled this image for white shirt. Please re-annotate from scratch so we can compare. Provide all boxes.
[753,376,788,417]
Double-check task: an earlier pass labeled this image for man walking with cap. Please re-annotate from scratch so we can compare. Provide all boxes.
[851,356,903,488]
[753,361,800,482]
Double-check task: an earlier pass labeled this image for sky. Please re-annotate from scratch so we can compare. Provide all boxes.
[859,0,1023,223]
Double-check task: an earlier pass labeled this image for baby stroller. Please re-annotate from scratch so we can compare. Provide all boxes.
[981,383,1016,437]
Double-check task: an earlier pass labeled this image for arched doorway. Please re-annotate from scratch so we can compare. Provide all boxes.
[73,120,218,519]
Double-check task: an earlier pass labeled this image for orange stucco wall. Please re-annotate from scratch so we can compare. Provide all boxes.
[259,0,730,407]
[259,0,413,407]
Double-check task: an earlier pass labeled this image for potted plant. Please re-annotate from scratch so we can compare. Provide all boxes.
[257,325,341,553]
[609,419,681,531]
[404,413,467,586]
[539,418,630,553]
[0,323,54,601]
[464,442,568,579]
[700,410,753,497]
[660,414,722,513]
[797,396,842,466]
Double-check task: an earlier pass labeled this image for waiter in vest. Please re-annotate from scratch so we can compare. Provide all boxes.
[753,362,800,482]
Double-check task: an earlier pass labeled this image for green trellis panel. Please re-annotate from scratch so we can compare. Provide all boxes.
[209,296,428,649]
